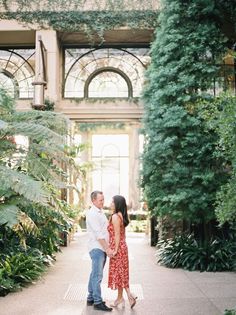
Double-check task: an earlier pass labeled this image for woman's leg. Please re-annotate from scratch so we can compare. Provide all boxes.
[124,287,131,298]
[124,287,137,308]
[117,287,123,300]
[111,287,125,307]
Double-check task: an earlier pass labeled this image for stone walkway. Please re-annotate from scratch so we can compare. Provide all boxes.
[0,232,236,315]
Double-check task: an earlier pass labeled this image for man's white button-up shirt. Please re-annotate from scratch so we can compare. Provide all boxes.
[86,205,109,252]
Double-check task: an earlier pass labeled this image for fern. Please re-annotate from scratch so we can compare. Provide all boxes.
[0,88,87,261]
[12,111,69,135]
[0,165,49,205]
[0,120,8,130]
[3,122,63,144]
[26,156,68,188]
[0,204,19,227]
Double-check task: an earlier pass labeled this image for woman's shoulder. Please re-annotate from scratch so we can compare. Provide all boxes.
[112,212,123,222]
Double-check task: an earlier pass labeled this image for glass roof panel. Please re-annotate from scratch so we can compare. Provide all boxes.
[64,47,150,98]
[0,49,35,99]
[88,71,128,98]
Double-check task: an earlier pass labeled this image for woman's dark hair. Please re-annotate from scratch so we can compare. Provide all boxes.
[113,195,129,227]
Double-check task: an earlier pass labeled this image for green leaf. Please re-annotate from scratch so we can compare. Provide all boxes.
[0,165,49,205]
[0,204,19,227]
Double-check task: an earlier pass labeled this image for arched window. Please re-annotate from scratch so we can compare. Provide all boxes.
[0,70,18,97]
[0,49,35,98]
[92,134,129,206]
[88,72,128,97]
[85,68,132,98]
[64,48,149,98]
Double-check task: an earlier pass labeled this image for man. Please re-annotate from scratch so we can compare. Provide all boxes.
[86,190,113,312]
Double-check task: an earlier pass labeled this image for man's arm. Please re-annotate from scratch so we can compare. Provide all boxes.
[98,239,113,257]
[87,211,112,256]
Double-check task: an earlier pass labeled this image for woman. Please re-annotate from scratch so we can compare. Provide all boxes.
[107,195,137,308]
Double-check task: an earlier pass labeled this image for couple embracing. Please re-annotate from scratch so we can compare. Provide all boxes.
[86,190,137,312]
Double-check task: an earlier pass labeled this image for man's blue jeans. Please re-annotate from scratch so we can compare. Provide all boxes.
[87,248,107,304]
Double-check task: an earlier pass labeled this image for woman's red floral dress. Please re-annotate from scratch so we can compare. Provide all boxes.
[108,214,129,289]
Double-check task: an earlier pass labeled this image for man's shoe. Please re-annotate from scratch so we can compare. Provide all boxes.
[94,302,113,311]
[87,300,94,306]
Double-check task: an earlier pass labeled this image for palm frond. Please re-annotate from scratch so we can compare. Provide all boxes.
[0,204,19,226]
[4,122,63,144]
[0,165,49,205]
[12,111,69,135]
[0,119,8,130]
[29,141,72,165]
[25,156,68,188]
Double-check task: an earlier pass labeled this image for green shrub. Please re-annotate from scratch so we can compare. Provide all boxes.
[224,310,236,315]
[0,251,47,296]
[0,268,20,296]
[2,253,45,283]
[157,234,236,271]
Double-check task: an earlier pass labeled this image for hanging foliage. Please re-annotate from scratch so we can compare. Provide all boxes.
[76,121,125,132]
[0,0,159,40]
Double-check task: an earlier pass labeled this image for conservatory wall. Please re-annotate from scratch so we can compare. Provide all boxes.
[0,19,152,209]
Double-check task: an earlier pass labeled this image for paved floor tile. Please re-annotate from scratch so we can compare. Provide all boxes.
[0,232,235,315]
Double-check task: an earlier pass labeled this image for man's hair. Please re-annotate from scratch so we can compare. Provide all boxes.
[91,190,103,201]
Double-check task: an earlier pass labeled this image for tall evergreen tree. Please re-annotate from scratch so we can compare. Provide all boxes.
[141,0,229,237]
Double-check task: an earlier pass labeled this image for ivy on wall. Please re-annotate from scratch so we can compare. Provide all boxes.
[0,0,159,39]
[74,97,140,104]
[76,122,125,132]
[0,0,157,11]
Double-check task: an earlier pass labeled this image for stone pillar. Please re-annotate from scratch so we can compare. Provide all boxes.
[80,132,91,208]
[33,30,60,108]
[68,123,75,205]
[129,123,140,210]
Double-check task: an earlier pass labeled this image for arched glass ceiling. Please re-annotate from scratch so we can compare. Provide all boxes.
[0,70,17,97]
[88,70,129,98]
[0,49,35,99]
[64,48,150,98]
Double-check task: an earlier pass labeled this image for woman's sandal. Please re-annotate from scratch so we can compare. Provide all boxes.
[110,297,125,308]
[128,294,137,309]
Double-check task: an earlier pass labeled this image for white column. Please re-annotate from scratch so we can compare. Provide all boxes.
[129,123,140,210]
[34,30,60,107]
[81,132,92,208]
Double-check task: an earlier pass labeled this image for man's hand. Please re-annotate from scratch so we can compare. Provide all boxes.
[106,247,113,257]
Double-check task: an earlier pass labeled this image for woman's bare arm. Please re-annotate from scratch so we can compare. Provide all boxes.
[112,214,121,255]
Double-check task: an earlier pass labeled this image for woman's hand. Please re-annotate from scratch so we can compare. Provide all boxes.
[112,250,118,257]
